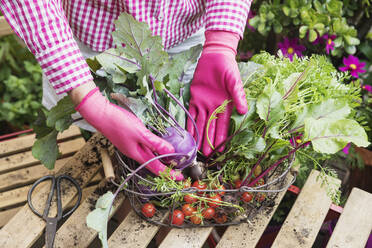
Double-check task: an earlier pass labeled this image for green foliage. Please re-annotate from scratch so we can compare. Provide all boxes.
[86,192,115,248]
[245,0,371,56]
[32,96,75,169]
[0,35,43,129]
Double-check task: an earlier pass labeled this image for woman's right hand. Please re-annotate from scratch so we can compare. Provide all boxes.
[69,82,184,180]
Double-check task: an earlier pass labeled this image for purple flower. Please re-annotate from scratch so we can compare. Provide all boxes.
[246,11,256,32]
[342,143,351,155]
[362,84,372,93]
[323,34,336,54]
[277,37,306,61]
[339,55,366,78]
[239,50,253,61]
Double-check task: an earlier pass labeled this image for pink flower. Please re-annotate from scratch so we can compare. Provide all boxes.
[362,84,372,93]
[323,34,336,54]
[239,51,253,61]
[339,55,366,78]
[277,37,306,61]
[246,11,256,32]
[342,143,351,155]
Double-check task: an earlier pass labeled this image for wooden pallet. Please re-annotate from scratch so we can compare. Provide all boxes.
[0,126,103,228]
[1,131,371,247]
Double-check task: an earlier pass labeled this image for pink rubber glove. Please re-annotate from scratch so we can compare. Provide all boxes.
[187,31,248,156]
[76,87,184,180]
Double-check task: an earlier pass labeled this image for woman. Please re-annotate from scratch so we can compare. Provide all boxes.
[0,0,251,180]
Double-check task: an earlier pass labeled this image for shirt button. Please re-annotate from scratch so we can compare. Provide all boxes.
[158,12,164,21]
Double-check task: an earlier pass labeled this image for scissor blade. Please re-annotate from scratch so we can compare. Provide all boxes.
[45,218,58,248]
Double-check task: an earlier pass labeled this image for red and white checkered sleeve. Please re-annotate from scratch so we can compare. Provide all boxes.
[0,0,93,95]
[205,0,253,38]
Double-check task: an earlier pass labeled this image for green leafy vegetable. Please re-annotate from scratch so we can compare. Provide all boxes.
[86,192,115,248]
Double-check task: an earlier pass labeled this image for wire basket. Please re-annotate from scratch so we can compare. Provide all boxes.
[113,150,296,228]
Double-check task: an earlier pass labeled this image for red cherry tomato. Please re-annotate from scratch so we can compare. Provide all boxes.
[190,215,202,225]
[234,179,242,188]
[255,178,265,186]
[214,212,227,224]
[182,204,196,217]
[170,209,185,226]
[241,192,253,203]
[208,194,222,208]
[192,180,207,195]
[141,203,156,218]
[202,207,215,219]
[255,193,266,203]
[184,194,197,203]
[214,185,226,196]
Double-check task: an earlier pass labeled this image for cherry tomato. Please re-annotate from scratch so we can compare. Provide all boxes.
[190,215,202,225]
[255,178,265,186]
[214,185,226,196]
[255,193,266,203]
[182,204,196,217]
[241,192,253,203]
[208,194,222,208]
[214,212,227,224]
[184,194,197,203]
[170,209,185,226]
[192,180,207,195]
[253,165,262,177]
[141,203,156,218]
[234,179,242,188]
[202,207,215,219]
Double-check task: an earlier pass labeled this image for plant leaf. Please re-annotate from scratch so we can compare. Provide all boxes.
[86,192,115,248]
[46,96,76,128]
[256,84,285,125]
[112,13,168,79]
[304,117,370,154]
[32,130,59,169]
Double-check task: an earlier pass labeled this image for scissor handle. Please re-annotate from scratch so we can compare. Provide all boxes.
[27,174,82,220]
[57,174,82,218]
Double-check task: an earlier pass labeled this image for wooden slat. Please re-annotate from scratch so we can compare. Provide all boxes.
[216,173,294,248]
[271,170,340,248]
[0,137,85,174]
[0,173,102,210]
[0,126,81,157]
[159,226,213,248]
[0,134,108,248]
[109,210,167,248]
[0,16,13,37]
[0,156,72,192]
[0,207,21,228]
[326,188,372,248]
[50,180,125,248]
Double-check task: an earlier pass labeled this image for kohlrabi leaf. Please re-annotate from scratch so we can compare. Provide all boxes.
[32,130,59,170]
[112,13,168,79]
[304,117,370,154]
[46,96,76,128]
[95,48,139,74]
[164,44,202,83]
[86,192,115,248]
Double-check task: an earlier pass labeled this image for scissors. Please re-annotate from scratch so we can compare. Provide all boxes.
[27,175,82,248]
